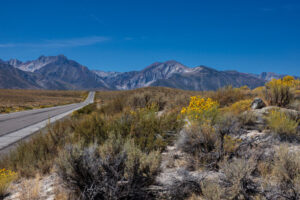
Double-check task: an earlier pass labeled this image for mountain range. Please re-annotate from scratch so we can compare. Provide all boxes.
[0,55,296,91]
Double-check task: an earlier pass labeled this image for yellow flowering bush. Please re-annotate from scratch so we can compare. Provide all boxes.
[224,99,252,115]
[264,76,298,107]
[266,76,299,88]
[181,96,219,123]
[0,168,17,196]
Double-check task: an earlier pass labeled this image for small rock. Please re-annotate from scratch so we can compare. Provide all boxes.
[251,98,266,109]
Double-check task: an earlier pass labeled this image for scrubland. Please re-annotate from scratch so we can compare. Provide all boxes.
[0,76,300,199]
[0,89,88,113]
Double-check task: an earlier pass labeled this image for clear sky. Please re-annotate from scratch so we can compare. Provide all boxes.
[0,0,299,75]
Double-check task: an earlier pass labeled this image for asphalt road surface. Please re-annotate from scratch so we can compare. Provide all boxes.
[0,91,95,151]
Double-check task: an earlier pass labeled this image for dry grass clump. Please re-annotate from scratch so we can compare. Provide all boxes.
[265,145,300,199]
[127,92,167,111]
[223,135,242,155]
[19,175,41,200]
[0,89,87,113]
[206,85,252,107]
[186,181,225,200]
[200,180,224,200]
[288,99,300,111]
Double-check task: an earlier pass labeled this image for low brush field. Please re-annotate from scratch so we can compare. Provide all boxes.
[0,89,88,113]
[1,77,300,199]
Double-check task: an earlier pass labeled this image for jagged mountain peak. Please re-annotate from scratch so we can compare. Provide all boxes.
[144,60,187,69]
[8,58,23,66]
[8,55,71,72]
[142,60,191,76]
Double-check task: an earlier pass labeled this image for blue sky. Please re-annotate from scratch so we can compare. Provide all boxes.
[0,0,299,75]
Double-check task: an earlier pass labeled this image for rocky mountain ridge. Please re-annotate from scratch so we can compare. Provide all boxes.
[1,55,297,90]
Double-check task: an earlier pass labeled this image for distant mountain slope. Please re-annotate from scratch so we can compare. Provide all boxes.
[249,72,300,81]
[3,55,109,90]
[150,69,265,90]
[103,61,204,90]
[92,70,122,78]
[103,61,266,90]
[35,55,109,90]
[1,55,296,91]
[8,55,60,72]
[0,62,41,89]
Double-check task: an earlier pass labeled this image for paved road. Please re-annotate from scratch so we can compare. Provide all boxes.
[0,91,95,150]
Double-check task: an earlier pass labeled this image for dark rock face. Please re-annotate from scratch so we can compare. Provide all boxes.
[251,98,266,109]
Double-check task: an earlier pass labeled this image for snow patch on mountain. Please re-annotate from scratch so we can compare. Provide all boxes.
[92,70,122,78]
[8,55,65,72]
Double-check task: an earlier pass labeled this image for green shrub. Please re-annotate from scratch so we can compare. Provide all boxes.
[108,106,183,152]
[266,110,299,140]
[73,113,108,146]
[73,104,183,153]
[72,103,96,117]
